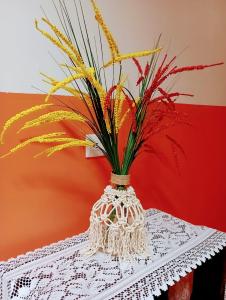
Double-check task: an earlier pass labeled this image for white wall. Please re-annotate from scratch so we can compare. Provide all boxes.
[0,0,225,105]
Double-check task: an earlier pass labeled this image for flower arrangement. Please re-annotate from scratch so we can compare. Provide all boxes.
[0,0,222,258]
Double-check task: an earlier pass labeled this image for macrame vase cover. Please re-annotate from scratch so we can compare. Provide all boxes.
[88,174,147,259]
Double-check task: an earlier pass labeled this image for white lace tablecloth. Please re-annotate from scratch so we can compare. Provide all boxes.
[1,209,226,300]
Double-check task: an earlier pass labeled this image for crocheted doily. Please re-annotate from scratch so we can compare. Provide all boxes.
[1,209,225,300]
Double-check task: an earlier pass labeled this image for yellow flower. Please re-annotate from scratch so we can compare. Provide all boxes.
[18,111,86,133]
[43,65,106,109]
[114,86,124,133]
[105,117,111,134]
[45,72,87,102]
[41,18,83,64]
[60,64,79,72]
[90,0,119,60]
[83,68,106,109]
[36,17,106,109]
[60,64,95,75]
[104,48,162,68]
[0,104,53,144]
[62,63,106,108]
[41,72,92,106]
[35,139,94,157]
[90,1,161,69]
[112,75,127,133]
[35,20,80,66]
[1,132,66,158]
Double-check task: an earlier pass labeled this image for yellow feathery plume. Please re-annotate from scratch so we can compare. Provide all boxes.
[35,20,80,66]
[114,85,124,133]
[119,108,130,129]
[83,68,106,109]
[105,117,111,134]
[35,139,95,157]
[67,87,91,100]
[60,86,92,107]
[1,132,66,158]
[90,0,161,70]
[114,75,128,133]
[35,137,78,143]
[104,48,162,68]
[60,64,78,72]
[40,73,58,84]
[44,67,95,102]
[36,20,100,101]
[36,19,103,104]
[61,86,92,106]
[45,72,86,102]
[60,64,96,76]
[90,0,119,60]
[41,73,92,107]
[117,93,126,120]
[18,111,86,133]
[0,104,53,144]
[135,97,141,105]
[60,64,92,74]
[41,18,83,64]
[53,57,106,108]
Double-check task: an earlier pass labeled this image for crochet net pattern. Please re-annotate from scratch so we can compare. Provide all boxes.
[1,209,225,300]
[88,186,147,259]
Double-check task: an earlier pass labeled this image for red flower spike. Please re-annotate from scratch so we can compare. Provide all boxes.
[179,93,194,97]
[160,56,177,77]
[104,85,117,114]
[169,62,224,75]
[159,54,168,73]
[143,68,161,102]
[158,87,175,110]
[156,65,178,87]
[154,54,171,82]
[132,58,143,75]
[144,63,150,77]
[156,61,223,89]
[143,86,154,103]
[143,56,171,102]
[148,92,193,107]
[136,76,144,86]
[158,87,168,95]
[150,95,171,103]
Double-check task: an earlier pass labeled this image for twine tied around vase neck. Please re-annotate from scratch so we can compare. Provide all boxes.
[111,173,130,186]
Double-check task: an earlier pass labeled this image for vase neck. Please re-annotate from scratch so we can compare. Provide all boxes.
[110,173,130,190]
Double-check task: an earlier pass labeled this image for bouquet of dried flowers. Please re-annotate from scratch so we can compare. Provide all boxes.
[0,0,222,258]
[1,1,221,174]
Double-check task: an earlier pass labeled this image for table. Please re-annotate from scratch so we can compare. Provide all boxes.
[1,209,225,300]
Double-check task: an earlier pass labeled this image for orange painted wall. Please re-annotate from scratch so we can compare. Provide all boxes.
[1,92,226,261]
